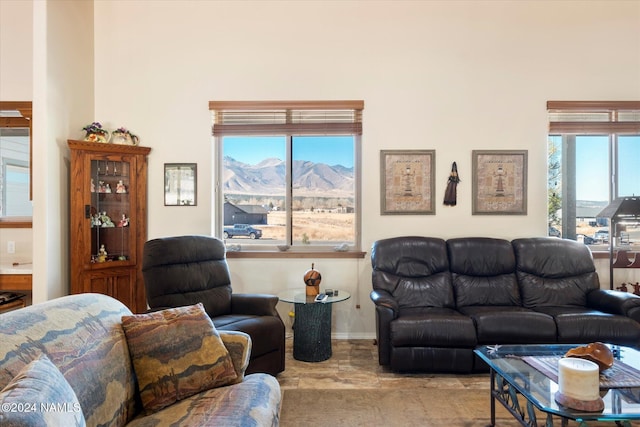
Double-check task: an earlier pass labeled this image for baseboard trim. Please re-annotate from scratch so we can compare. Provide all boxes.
[285,333,376,340]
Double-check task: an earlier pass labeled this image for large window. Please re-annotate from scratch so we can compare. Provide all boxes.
[547,101,640,249]
[210,101,363,251]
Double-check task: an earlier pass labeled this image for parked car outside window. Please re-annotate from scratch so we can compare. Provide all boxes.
[593,228,609,243]
[548,226,561,238]
[577,234,596,245]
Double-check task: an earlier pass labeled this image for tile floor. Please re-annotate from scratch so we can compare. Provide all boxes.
[277,337,489,391]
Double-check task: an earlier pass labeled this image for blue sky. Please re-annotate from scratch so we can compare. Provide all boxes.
[570,135,640,201]
[223,135,354,168]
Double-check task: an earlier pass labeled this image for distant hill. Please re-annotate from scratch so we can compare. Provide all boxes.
[576,200,608,218]
[223,156,353,197]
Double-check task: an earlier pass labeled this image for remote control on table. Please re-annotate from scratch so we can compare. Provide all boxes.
[314,293,328,302]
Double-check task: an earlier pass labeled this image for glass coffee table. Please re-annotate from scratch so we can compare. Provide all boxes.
[279,289,350,362]
[474,344,640,426]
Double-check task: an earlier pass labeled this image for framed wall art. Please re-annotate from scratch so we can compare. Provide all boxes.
[380,150,435,215]
[472,150,527,215]
[164,163,197,206]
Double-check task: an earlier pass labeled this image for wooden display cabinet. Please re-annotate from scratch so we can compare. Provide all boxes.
[68,140,151,313]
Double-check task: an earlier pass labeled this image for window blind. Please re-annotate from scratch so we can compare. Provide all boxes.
[547,101,640,134]
[209,101,364,136]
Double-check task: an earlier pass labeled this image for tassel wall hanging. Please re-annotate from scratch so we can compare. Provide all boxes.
[443,161,460,206]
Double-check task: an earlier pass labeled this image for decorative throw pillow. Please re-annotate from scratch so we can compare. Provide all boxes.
[0,355,86,427]
[121,303,238,413]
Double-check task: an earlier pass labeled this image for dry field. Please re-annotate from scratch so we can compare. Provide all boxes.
[258,211,354,243]
[576,222,640,247]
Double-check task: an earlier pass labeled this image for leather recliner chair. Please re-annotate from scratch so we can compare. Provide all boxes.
[142,235,285,376]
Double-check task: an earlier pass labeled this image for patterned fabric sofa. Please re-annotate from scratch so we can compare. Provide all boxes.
[0,293,281,426]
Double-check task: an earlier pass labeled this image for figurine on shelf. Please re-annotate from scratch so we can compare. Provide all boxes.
[617,282,628,292]
[100,211,115,227]
[97,244,107,262]
[116,180,127,194]
[105,183,112,193]
[633,282,640,296]
[98,181,106,193]
[118,213,129,227]
[92,213,102,228]
[91,178,96,193]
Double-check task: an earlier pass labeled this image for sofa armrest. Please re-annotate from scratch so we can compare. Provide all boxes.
[370,289,399,313]
[587,289,640,322]
[231,293,279,317]
[219,330,252,383]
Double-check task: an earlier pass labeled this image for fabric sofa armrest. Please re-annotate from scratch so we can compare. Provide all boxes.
[231,293,279,317]
[370,289,399,314]
[219,330,252,383]
[587,289,640,322]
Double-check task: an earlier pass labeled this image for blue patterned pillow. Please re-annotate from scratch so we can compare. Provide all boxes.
[122,303,238,413]
[0,355,86,426]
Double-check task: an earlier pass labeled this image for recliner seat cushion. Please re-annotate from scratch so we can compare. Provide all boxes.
[458,306,556,344]
[391,307,477,347]
[534,306,640,346]
[215,315,284,358]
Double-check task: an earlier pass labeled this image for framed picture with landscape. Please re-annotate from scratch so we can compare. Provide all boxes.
[380,150,435,215]
[472,150,527,215]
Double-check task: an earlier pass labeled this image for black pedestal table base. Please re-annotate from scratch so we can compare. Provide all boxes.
[293,302,332,362]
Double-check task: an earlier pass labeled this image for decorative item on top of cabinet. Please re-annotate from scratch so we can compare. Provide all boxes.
[111,127,139,146]
[82,122,110,143]
[68,139,151,313]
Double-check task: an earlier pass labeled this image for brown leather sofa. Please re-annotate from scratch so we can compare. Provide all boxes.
[142,235,285,376]
[370,236,640,373]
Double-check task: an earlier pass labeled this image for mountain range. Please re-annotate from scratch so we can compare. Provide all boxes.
[223,156,354,197]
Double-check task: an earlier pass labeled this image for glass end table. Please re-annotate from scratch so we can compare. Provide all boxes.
[474,344,640,426]
[278,289,350,362]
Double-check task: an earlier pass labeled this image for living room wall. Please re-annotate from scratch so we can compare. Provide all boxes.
[89,0,639,337]
[4,1,639,338]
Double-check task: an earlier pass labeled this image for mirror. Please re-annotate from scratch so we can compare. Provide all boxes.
[0,101,32,228]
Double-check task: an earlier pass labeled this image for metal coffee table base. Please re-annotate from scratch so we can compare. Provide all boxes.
[490,370,633,427]
[292,302,332,362]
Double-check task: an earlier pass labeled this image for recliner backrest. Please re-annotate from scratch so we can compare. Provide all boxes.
[142,235,232,316]
[512,237,599,308]
[371,236,454,309]
[447,237,521,307]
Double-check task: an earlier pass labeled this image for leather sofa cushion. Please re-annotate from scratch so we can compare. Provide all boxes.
[372,237,454,309]
[513,238,600,308]
[390,347,475,373]
[214,315,284,359]
[143,236,233,317]
[391,307,477,347]
[458,306,556,344]
[534,306,640,346]
[447,238,521,307]
[517,272,598,308]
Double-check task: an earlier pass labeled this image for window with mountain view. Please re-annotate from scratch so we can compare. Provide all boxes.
[211,101,363,250]
[547,101,640,249]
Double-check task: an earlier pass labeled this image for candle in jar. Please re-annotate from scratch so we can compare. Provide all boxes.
[558,357,600,401]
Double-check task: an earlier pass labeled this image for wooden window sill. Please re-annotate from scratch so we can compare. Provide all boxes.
[226,251,366,259]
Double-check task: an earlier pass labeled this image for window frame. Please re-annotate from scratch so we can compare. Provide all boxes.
[0,101,32,228]
[547,101,640,245]
[210,100,364,256]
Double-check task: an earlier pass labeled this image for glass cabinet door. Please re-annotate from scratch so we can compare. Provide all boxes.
[89,156,135,264]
